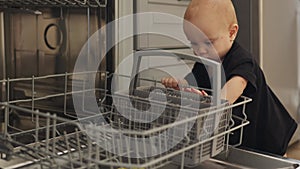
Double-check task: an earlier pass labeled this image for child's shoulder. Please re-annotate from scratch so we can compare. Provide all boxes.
[223,42,256,67]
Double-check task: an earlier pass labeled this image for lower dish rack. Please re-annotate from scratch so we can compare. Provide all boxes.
[0,72,251,169]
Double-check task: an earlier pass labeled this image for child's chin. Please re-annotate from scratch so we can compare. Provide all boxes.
[201,56,220,62]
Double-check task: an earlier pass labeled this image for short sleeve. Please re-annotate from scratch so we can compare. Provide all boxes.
[226,58,257,93]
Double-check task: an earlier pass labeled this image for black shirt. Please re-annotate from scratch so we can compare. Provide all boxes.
[185,41,298,155]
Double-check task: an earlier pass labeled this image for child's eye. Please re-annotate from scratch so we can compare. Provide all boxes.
[189,42,197,48]
[190,42,197,46]
[204,41,212,46]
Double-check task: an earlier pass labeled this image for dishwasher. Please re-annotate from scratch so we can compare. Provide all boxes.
[0,46,252,169]
[0,48,298,169]
[0,1,299,169]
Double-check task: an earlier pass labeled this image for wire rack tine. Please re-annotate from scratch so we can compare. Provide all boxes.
[75,128,83,165]
[74,0,87,5]
[87,135,92,169]
[52,114,57,155]
[43,0,57,5]
[54,0,66,5]
[86,0,99,8]
[64,131,75,169]
[34,0,47,5]
[64,0,76,6]
[45,112,51,154]
[34,110,40,149]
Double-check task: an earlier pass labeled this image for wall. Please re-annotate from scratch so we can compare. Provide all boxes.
[261,0,300,142]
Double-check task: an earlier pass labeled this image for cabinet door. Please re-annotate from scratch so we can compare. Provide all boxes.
[135,0,190,49]
[232,0,260,63]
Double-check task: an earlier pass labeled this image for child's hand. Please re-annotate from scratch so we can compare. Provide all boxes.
[161,77,207,96]
[161,77,188,90]
[183,87,208,96]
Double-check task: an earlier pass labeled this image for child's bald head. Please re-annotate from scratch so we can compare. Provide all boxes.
[183,0,239,60]
[184,0,237,31]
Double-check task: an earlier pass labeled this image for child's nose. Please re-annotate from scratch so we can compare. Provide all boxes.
[194,46,208,56]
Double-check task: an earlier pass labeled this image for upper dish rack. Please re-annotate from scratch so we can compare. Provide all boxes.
[0,0,107,8]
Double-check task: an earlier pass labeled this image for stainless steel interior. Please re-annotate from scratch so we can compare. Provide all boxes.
[0,2,109,117]
[2,7,106,77]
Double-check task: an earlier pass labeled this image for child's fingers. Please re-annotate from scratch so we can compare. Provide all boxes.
[177,79,188,88]
[171,79,179,89]
[183,87,205,96]
[190,88,203,95]
[165,78,178,89]
[161,77,179,90]
[183,88,191,92]
[201,90,208,96]
[183,88,209,96]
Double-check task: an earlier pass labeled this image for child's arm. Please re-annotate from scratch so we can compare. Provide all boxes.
[161,76,247,104]
[221,76,247,104]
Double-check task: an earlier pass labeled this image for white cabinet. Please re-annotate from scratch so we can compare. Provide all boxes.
[135,0,190,49]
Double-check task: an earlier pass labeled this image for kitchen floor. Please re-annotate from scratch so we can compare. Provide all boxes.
[287,141,300,160]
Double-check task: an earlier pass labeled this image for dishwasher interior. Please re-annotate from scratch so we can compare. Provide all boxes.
[0,69,252,169]
[0,1,299,169]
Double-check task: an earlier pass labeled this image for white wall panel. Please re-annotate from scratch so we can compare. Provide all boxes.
[262,0,299,143]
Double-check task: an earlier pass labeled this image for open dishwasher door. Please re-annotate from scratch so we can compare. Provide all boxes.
[158,147,300,169]
[211,147,300,169]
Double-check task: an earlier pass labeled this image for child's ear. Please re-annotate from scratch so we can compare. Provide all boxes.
[229,24,239,41]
